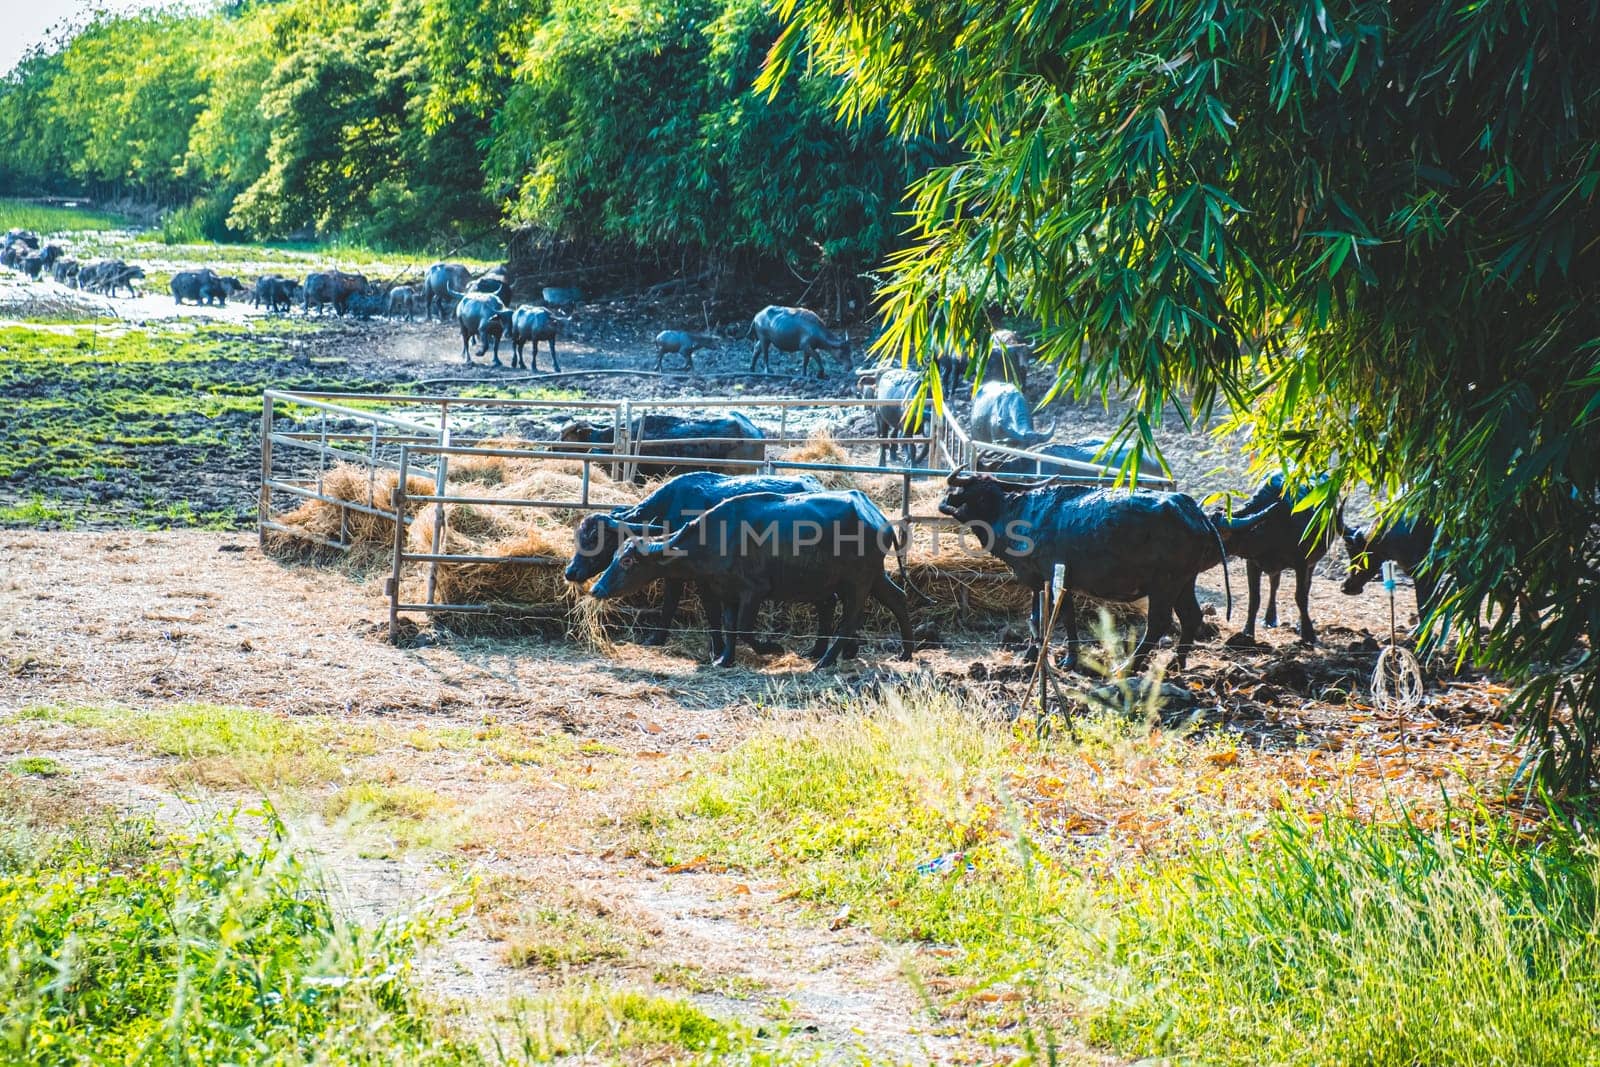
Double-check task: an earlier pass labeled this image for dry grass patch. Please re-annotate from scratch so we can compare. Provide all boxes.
[326,780,475,855]
[475,873,654,970]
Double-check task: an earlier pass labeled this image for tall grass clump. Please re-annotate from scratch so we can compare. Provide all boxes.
[1084,812,1600,1064]
[0,803,470,1064]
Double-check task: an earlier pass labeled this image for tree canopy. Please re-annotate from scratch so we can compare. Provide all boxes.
[769,0,1600,789]
[0,0,921,274]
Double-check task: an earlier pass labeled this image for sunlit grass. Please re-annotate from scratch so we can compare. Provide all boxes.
[16,703,341,788]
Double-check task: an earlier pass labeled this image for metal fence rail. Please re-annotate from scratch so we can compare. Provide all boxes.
[256,386,1167,641]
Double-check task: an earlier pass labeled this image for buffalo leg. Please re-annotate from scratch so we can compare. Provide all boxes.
[546,338,562,373]
[1136,590,1175,667]
[1058,585,1081,670]
[460,331,473,364]
[816,586,866,670]
[1173,583,1203,669]
[1244,560,1263,638]
[1294,563,1316,645]
[1023,586,1045,663]
[1264,569,1281,628]
[749,339,765,373]
[872,571,915,661]
[654,349,665,371]
[734,595,763,659]
[699,591,725,661]
[715,603,740,667]
[641,580,684,645]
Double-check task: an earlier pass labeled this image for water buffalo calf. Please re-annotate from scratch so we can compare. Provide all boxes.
[589,490,914,668]
[654,330,718,372]
[509,305,562,372]
[1212,474,1337,644]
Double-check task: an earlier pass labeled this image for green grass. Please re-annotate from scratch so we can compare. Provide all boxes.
[0,495,75,528]
[7,756,68,778]
[0,197,133,234]
[0,785,471,1065]
[1083,812,1600,1065]
[637,684,1087,980]
[326,781,473,855]
[18,704,341,788]
[643,680,1600,1063]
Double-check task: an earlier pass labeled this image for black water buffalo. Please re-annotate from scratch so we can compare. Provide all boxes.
[51,258,78,285]
[978,438,1168,480]
[748,306,851,378]
[87,263,143,296]
[558,413,767,483]
[565,471,825,646]
[509,305,562,371]
[589,490,914,668]
[424,262,471,321]
[454,291,511,364]
[302,270,367,316]
[252,275,299,312]
[171,269,236,306]
[939,472,1229,668]
[1211,474,1337,644]
[1341,516,1439,618]
[969,382,1055,450]
[654,330,718,372]
[386,285,417,321]
[867,368,929,467]
[21,253,46,279]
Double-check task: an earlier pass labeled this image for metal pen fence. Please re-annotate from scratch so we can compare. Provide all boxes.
[257,387,1166,641]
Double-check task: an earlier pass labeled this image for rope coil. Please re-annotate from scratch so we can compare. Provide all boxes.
[1370,560,1424,712]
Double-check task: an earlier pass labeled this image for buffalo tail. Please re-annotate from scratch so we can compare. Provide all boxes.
[1209,520,1234,621]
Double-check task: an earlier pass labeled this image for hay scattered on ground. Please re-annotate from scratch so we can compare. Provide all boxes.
[268,442,1036,635]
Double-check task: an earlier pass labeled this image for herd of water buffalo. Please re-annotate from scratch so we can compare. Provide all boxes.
[558,457,1431,671]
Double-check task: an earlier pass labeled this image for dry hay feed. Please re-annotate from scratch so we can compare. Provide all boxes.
[781,431,859,489]
[269,448,1049,642]
[264,465,434,561]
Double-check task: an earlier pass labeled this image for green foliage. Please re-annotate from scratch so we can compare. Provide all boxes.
[0,802,469,1065]
[772,0,1600,790]
[1087,814,1600,1064]
[0,0,920,272]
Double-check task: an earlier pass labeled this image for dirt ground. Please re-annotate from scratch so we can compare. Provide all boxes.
[0,526,1520,1062]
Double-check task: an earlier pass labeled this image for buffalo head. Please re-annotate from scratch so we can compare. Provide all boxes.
[590,536,668,600]
[1341,524,1376,594]
[558,421,612,447]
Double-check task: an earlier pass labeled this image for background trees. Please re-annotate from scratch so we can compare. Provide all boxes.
[0,0,918,276]
[769,0,1600,789]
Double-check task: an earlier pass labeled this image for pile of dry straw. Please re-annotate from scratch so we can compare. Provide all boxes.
[266,433,1030,631]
